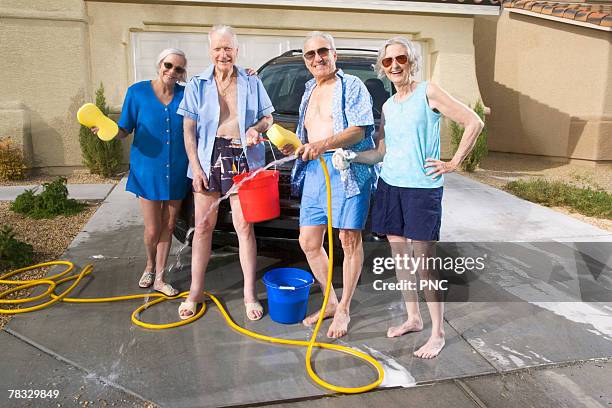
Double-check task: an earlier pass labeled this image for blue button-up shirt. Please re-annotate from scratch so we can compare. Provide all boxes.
[118,81,190,201]
[291,69,375,198]
[177,65,275,178]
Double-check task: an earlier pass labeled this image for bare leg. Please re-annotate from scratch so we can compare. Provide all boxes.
[139,198,162,281]
[387,235,424,337]
[300,225,338,326]
[180,192,220,318]
[229,195,261,320]
[412,240,445,359]
[153,200,181,291]
[326,229,363,338]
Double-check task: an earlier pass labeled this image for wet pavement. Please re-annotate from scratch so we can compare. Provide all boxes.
[1,174,611,407]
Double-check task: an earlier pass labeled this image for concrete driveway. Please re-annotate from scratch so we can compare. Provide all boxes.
[1,174,610,407]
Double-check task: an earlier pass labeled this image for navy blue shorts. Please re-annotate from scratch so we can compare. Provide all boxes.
[371,178,443,241]
[206,138,249,195]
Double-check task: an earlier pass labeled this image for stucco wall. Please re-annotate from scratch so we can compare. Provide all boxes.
[2,1,485,173]
[87,1,483,161]
[474,11,611,162]
[0,0,91,173]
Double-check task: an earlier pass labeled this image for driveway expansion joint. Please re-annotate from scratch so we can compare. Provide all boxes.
[2,328,152,405]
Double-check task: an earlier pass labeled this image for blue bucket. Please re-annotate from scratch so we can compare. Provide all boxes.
[263,268,314,324]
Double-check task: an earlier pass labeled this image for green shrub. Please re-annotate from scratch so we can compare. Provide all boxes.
[0,137,26,181]
[506,178,612,219]
[79,83,123,177]
[450,100,488,172]
[10,177,86,219]
[0,225,34,269]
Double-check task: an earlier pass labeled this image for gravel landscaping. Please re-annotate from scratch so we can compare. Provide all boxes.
[0,201,100,329]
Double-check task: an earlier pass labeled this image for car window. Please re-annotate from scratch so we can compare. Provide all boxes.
[338,62,394,119]
[259,59,394,119]
[260,64,309,115]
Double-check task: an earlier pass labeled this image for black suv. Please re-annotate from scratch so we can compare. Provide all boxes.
[174,49,394,246]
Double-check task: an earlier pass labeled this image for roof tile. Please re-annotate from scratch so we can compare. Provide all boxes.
[574,10,590,22]
[552,6,567,18]
[562,8,579,19]
[504,1,612,27]
[586,12,608,25]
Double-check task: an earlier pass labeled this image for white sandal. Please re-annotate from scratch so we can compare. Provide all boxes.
[154,282,179,297]
[178,301,197,320]
[245,301,264,321]
[138,271,155,288]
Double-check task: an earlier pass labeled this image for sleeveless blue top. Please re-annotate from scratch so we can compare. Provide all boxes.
[380,81,443,188]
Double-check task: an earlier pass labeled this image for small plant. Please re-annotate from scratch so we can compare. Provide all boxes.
[0,137,27,181]
[0,225,34,269]
[506,178,612,219]
[79,83,123,177]
[10,177,86,219]
[450,100,488,172]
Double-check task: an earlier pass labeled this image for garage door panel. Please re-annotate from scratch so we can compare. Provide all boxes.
[131,32,423,83]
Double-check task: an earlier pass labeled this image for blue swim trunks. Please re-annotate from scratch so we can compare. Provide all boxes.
[299,153,371,230]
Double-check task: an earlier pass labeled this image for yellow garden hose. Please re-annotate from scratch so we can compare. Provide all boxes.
[0,158,383,394]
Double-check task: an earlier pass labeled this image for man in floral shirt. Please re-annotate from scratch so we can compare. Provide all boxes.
[282,31,375,338]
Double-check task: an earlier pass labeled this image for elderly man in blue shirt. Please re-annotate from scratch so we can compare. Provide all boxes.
[281,32,376,338]
[177,25,274,321]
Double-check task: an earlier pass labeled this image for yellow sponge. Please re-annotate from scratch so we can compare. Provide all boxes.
[266,124,302,150]
[77,103,118,142]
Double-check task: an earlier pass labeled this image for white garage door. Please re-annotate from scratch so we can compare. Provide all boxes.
[131,32,423,83]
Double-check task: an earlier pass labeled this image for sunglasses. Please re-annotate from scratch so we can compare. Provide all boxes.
[381,55,408,68]
[303,47,331,61]
[163,61,185,74]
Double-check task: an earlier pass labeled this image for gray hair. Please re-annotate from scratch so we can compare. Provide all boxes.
[374,37,421,79]
[156,48,188,82]
[303,31,336,51]
[208,25,238,48]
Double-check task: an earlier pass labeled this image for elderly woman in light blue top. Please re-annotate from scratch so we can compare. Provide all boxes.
[177,25,274,321]
[93,48,190,297]
[352,37,484,359]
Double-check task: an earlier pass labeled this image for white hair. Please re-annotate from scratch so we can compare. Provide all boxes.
[155,48,188,82]
[374,37,421,79]
[303,31,336,51]
[208,25,238,48]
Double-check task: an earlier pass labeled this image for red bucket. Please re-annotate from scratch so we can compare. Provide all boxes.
[232,170,280,223]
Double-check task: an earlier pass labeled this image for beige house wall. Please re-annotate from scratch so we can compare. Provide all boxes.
[2,0,485,174]
[87,2,484,160]
[0,0,91,173]
[474,11,611,163]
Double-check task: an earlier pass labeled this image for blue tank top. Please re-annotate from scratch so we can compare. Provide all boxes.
[380,81,443,188]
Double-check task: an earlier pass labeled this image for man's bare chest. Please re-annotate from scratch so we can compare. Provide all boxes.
[305,86,334,122]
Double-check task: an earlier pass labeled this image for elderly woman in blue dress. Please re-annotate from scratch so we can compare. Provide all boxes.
[93,48,190,296]
[343,37,483,358]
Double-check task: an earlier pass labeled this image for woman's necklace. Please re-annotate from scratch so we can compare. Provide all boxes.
[216,74,234,97]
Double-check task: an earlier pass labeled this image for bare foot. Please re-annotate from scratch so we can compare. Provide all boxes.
[413,333,445,359]
[303,302,337,326]
[387,318,424,338]
[327,308,350,338]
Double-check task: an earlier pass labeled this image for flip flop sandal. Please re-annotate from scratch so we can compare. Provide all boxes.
[245,301,264,321]
[138,271,155,288]
[155,282,179,297]
[178,300,198,320]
